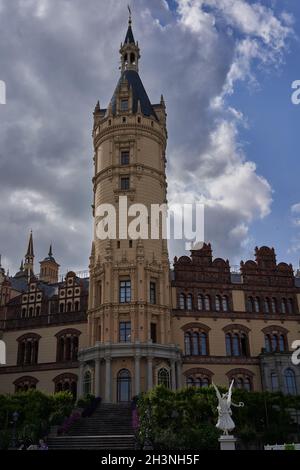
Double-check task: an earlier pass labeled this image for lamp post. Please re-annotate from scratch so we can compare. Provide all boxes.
[11,411,19,449]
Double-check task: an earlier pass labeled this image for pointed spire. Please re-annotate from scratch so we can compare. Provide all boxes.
[124,5,135,44]
[26,230,34,257]
[20,259,24,271]
[94,100,100,113]
[48,244,53,258]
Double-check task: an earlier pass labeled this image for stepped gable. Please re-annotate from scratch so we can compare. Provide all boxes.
[241,246,295,287]
[173,243,231,285]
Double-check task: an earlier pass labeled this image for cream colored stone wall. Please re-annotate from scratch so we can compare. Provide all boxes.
[2,323,88,366]
[0,368,79,395]
[232,289,246,312]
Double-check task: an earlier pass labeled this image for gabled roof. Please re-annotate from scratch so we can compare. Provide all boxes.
[110,70,158,120]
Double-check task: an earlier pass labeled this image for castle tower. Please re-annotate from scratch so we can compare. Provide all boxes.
[39,244,60,284]
[79,13,181,402]
[23,231,34,277]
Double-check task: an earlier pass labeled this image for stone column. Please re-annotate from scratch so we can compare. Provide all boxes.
[95,358,101,397]
[135,355,141,396]
[78,363,84,398]
[171,360,176,390]
[176,360,182,389]
[105,357,112,402]
[147,356,153,391]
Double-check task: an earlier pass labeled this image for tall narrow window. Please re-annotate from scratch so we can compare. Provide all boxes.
[222,296,229,312]
[150,323,157,343]
[281,298,287,314]
[285,369,297,395]
[121,150,130,165]
[187,294,193,310]
[271,298,277,313]
[215,295,221,312]
[197,294,203,311]
[120,280,131,303]
[120,99,128,111]
[204,295,210,311]
[120,176,130,190]
[150,282,156,305]
[179,294,185,310]
[158,368,170,388]
[254,297,260,313]
[119,321,131,343]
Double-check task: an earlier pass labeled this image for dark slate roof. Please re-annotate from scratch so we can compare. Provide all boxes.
[10,277,28,292]
[124,25,135,44]
[111,70,158,120]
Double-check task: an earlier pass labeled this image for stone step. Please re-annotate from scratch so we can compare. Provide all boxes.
[48,435,135,450]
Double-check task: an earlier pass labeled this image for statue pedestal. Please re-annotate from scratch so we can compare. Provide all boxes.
[218,435,237,450]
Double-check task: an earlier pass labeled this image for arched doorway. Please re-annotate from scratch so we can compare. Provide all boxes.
[117,369,131,402]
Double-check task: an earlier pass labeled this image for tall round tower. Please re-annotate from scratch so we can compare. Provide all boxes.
[78,14,181,403]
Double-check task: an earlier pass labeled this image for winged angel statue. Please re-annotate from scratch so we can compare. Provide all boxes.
[212,380,244,435]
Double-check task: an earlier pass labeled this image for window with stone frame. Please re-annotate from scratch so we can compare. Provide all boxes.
[53,373,77,398]
[183,323,210,357]
[224,324,250,357]
[119,280,131,303]
[227,369,253,392]
[17,333,40,366]
[119,321,131,343]
[56,329,81,362]
[263,326,288,353]
[185,368,212,388]
[14,376,38,393]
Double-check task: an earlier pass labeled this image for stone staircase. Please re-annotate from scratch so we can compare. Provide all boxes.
[48,403,135,450]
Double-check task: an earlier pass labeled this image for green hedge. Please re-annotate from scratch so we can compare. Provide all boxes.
[137,385,300,450]
[0,390,74,449]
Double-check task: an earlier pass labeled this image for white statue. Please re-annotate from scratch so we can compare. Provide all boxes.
[212,380,244,435]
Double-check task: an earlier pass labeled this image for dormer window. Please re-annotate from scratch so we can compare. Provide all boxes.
[121,99,128,111]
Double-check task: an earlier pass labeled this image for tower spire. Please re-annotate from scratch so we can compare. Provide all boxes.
[24,230,34,276]
[120,7,140,72]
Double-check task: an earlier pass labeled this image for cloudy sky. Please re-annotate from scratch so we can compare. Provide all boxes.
[0,0,299,276]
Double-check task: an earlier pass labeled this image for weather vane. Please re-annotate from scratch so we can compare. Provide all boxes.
[128,5,132,24]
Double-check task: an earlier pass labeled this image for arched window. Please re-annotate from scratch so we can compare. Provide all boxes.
[184,332,192,356]
[285,369,297,395]
[21,308,26,318]
[279,334,285,352]
[271,373,278,391]
[222,296,229,312]
[263,329,288,353]
[186,294,193,311]
[14,376,38,393]
[185,369,212,388]
[74,300,80,312]
[204,295,211,311]
[215,295,221,312]
[158,368,170,389]
[287,298,294,314]
[36,306,40,316]
[271,298,277,313]
[225,328,249,357]
[233,334,240,356]
[179,294,186,310]
[60,303,64,313]
[197,294,203,311]
[229,371,253,391]
[192,333,200,356]
[17,334,40,366]
[264,298,270,314]
[187,377,194,387]
[56,329,81,362]
[184,327,209,356]
[265,334,271,352]
[247,297,254,312]
[67,302,72,312]
[83,371,92,396]
[29,307,33,317]
[254,297,260,313]
[54,373,77,398]
[117,369,131,402]
[200,332,208,355]
[281,298,287,314]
